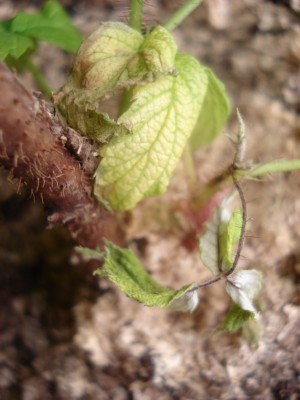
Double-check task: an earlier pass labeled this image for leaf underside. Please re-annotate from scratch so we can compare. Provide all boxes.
[95,241,196,309]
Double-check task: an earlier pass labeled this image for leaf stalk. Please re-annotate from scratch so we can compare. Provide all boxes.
[129,0,143,33]
[163,0,204,32]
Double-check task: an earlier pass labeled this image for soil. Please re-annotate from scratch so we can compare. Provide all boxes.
[0,1,300,399]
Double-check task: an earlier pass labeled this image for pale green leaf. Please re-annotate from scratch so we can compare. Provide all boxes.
[226,269,263,317]
[218,303,255,333]
[141,26,177,74]
[55,23,179,138]
[95,241,197,310]
[95,53,208,210]
[0,30,34,60]
[71,22,144,92]
[190,66,231,149]
[10,0,82,52]
[199,208,221,276]
[58,95,129,142]
[219,208,242,270]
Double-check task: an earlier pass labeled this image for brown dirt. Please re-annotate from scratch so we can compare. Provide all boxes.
[0,1,299,399]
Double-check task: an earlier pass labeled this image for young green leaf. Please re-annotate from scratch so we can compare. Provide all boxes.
[0,30,34,60]
[189,66,231,149]
[95,241,197,310]
[95,53,208,210]
[218,303,255,333]
[140,26,177,74]
[70,22,144,93]
[8,0,82,53]
[226,269,262,317]
[58,95,130,142]
[219,208,242,270]
[55,23,179,137]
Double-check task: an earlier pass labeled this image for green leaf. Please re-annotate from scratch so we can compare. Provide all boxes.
[0,30,34,60]
[141,26,177,74]
[95,53,208,210]
[58,95,130,142]
[95,241,197,310]
[226,269,262,317]
[54,22,146,134]
[55,23,179,140]
[218,303,255,333]
[9,0,82,52]
[219,208,242,270]
[189,66,231,149]
[70,22,144,92]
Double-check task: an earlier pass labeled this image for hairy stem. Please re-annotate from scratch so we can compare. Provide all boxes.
[189,276,222,292]
[129,0,143,33]
[0,63,124,249]
[164,0,204,32]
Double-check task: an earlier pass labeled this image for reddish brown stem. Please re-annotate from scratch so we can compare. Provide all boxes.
[0,63,124,249]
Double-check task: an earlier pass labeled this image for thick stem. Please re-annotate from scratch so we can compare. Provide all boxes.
[129,0,143,33]
[164,0,204,32]
[0,63,124,249]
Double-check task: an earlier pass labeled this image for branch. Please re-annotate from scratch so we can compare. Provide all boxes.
[0,63,124,249]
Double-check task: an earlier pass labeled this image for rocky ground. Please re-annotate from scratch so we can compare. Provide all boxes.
[0,1,299,399]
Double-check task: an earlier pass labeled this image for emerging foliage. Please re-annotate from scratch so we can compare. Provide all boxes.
[218,303,255,333]
[198,194,262,328]
[94,241,198,311]
[54,21,231,210]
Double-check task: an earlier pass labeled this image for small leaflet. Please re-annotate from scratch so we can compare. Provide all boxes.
[94,241,197,310]
[226,269,263,318]
[218,303,255,333]
[199,205,242,276]
[219,208,243,270]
